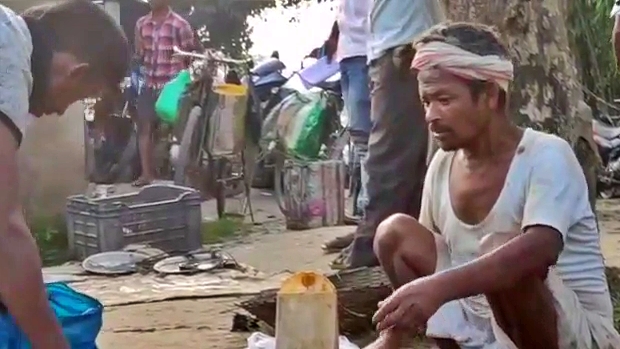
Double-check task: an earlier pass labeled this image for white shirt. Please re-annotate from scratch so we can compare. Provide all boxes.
[420,128,614,319]
[0,5,34,139]
[367,0,445,62]
[336,0,371,62]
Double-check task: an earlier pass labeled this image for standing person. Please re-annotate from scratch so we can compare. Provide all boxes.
[321,4,367,252]
[323,0,372,235]
[332,0,446,269]
[133,0,195,186]
[0,1,129,347]
[368,22,620,349]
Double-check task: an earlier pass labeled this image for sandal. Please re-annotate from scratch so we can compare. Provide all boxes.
[132,177,153,187]
[329,245,351,270]
[321,232,355,254]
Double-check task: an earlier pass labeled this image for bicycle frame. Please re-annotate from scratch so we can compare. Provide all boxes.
[172,47,261,220]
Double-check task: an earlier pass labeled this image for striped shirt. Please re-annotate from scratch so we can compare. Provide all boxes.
[135,10,194,89]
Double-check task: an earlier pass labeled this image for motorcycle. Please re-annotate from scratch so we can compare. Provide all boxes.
[592,115,620,198]
[248,57,295,188]
[83,78,140,184]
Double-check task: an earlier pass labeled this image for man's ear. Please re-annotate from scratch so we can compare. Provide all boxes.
[485,83,502,111]
[68,63,90,81]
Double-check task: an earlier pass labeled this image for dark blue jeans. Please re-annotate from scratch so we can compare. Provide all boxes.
[339,56,372,142]
[340,55,372,213]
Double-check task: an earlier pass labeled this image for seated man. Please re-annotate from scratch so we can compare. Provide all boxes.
[368,22,620,349]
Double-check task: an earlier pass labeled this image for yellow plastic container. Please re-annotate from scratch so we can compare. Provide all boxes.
[275,271,338,349]
[207,83,249,156]
[213,83,247,96]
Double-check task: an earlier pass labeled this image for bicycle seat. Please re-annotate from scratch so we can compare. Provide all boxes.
[251,58,286,77]
[593,119,620,140]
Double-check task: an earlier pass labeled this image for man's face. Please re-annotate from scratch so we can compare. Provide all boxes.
[418,68,499,151]
[149,0,168,10]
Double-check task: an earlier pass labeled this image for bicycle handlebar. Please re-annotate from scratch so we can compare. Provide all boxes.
[172,46,251,66]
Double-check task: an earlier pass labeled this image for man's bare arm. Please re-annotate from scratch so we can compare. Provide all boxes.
[0,119,68,349]
[431,226,562,303]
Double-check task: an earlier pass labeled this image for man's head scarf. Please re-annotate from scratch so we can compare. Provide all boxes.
[410,41,514,91]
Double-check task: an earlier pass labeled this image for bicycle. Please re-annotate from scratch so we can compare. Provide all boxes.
[171,47,263,220]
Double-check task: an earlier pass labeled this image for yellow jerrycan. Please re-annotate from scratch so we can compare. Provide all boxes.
[275,271,338,349]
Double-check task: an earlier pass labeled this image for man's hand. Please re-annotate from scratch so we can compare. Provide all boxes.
[372,276,445,333]
[325,21,339,63]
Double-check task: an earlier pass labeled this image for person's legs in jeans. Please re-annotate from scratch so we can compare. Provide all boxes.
[342,56,372,214]
[323,56,372,252]
[335,46,428,268]
[134,87,158,186]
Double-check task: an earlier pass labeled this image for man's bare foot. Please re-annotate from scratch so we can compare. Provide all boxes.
[363,331,401,349]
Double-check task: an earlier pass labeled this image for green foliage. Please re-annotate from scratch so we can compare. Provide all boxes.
[173,0,277,58]
[567,0,620,111]
[29,214,69,267]
[175,0,334,58]
[200,215,250,244]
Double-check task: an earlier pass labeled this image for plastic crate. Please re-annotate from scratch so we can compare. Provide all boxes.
[66,184,203,260]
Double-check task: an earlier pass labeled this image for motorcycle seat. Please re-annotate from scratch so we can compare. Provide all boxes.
[593,119,620,140]
[251,58,286,77]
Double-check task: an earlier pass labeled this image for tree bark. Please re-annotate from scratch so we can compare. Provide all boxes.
[443,0,599,209]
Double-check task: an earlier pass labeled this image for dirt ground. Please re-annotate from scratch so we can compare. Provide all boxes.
[93,197,620,349]
[97,191,355,349]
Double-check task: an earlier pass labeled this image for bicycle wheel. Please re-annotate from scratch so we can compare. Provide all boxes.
[173,105,203,186]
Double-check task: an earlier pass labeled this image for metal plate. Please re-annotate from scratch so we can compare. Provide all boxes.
[153,252,222,275]
[82,251,150,276]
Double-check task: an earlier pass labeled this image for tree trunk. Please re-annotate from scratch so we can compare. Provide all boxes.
[443,0,599,209]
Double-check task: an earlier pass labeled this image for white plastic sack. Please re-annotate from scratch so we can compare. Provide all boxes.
[246,332,360,349]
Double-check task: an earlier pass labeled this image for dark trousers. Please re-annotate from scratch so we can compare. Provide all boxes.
[348,45,428,268]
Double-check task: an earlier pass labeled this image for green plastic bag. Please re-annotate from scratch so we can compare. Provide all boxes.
[291,97,327,159]
[266,91,330,160]
[155,70,192,125]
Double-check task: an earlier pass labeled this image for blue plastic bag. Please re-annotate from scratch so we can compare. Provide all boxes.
[0,282,103,349]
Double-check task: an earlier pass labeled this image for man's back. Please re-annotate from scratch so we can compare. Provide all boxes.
[368,0,444,61]
[0,4,34,139]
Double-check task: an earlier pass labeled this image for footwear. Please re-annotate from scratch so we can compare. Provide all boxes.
[322,233,355,254]
[132,177,153,187]
[343,214,361,226]
[329,236,378,270]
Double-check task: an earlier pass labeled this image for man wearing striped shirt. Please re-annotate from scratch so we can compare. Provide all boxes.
[134,0,195,186]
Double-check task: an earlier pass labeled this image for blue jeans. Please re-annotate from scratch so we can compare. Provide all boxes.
[340,56,372,214]
[340,56,372,139]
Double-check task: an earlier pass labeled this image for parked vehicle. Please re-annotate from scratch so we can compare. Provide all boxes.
[593,115,620,198]
[171,46,263,219]
[83,79,140,184]
[248,57,295,188]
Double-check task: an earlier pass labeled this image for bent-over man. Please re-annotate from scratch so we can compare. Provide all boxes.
[368,22,620,349]
[0,1,128,347]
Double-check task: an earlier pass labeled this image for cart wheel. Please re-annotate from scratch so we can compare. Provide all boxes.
[174,106,202,186]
